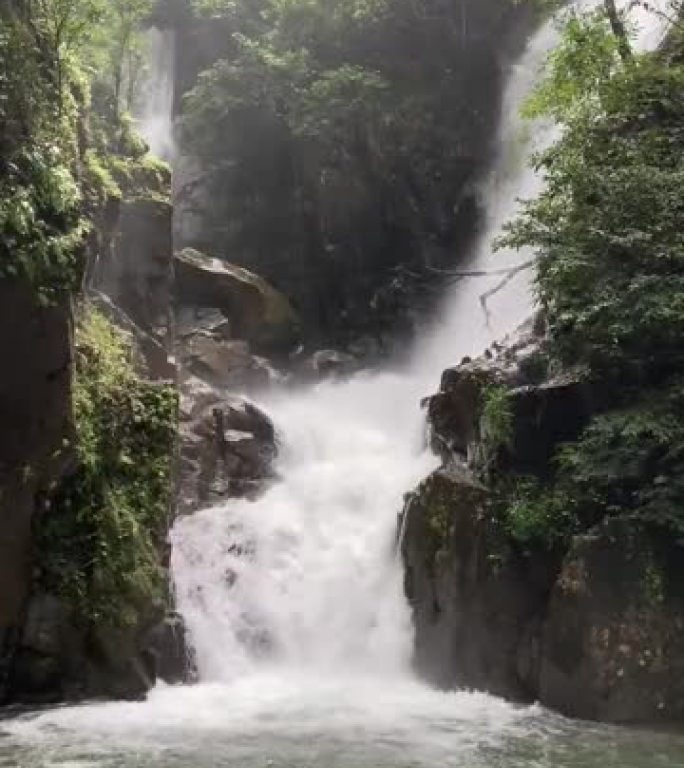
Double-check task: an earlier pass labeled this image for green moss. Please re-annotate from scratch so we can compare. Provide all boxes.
[0,146,88,298]
[116,113,150,159]
[36,309,178,629]
[83,149,123,204]
[107,154,171,201]
[643,560,666,607]
[481,384,514,456]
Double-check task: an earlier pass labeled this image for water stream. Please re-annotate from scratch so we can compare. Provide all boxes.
[2,3,683,766]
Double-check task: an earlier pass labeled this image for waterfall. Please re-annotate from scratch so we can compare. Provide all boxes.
[0,4,680,766]
[170,1,671,685]
[137,26,176,161]
[169,20,557,684]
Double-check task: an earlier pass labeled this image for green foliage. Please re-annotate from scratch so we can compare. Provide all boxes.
[2,0,174,637]
[37,309,178,628]
[0,146,87,296]
[494,21,684,552]
[503,50,684,379]
[523,11,621,121]
[180,0,531,341]
[83,150,124,203]
[555,381,684,540]
[497,477,578,551]
[481,385,514,453]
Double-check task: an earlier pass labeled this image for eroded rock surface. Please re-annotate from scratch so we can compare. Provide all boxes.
[403,317,684,723]
[179,377,278,513]
[175,248,300,355]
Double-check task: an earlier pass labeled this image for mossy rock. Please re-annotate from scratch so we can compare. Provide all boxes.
[540,518,684,723]
[175,248,301,354]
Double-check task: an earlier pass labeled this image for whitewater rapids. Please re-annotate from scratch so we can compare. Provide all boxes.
[0,3,679,767]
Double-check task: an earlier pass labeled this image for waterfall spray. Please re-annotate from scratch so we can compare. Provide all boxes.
[170,0,672,686]
[137,26,176,161]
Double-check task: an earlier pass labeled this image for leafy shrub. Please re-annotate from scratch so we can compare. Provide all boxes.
[0,146,87,297]
[481,385,514,453]
[495,477,578,551]
[504,37,684,380]
[556,380,684,541]
[36,309,178,628]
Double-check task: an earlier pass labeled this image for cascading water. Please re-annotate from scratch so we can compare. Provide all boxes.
[168,16,560,683]
[2,4,682,767]
[167,1,583,682]
[136,26,176,161]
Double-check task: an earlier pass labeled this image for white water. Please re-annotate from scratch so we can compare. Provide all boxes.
[137,27,176,161]
[0,5,676,767]
[170,0,672,687]
[168,10,565,685]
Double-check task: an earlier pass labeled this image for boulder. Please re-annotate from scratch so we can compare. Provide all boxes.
[401,467,556,700]
[178,333,280,392]
[0,280,75,701]
[505,372,595,477]
[92,196,174,345]
[178,381,277,512]
[424,317,594,476]
[304,349,358,379]
[539,519,684,723]
[425,318,545,463]
[427,361,503,460]
[141,612,194,685]
[175,248,300,354]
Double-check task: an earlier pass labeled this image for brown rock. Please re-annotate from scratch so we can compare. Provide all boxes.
[539,519,684,723]
[401,467,556,700]
[0,280,75,698]
[175,248,300,354]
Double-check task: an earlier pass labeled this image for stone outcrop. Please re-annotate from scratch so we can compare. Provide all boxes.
[176,304,281,392]
[93,195,175,347]
[402,466,556,702]
[9,594,192,703]
[0,150,186,703]
[175,248,300,355]
[178,377,278,513]
[0,283,75,699]
[540,519,684,723]
[402,317,684,723]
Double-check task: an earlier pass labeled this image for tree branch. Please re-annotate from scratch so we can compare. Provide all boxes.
[427,259,536,327]
[426,259,535,281]
[605,0,633,61]
[478,261,535,328]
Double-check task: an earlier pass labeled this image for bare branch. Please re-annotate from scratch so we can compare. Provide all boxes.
[426,259,535,281]
[478,261,535,327]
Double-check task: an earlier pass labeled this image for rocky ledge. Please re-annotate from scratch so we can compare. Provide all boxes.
[402,317,684,724]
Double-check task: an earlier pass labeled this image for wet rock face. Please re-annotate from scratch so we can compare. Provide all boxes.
[141,613,194,686]
[94,197,175,346]
[0,281,75,700]
[178,377,278,513]
[175,248,300,355]
[540,519,684,723]
[403,317,684,723]
[8,594,192,703]
[402,468,555,701]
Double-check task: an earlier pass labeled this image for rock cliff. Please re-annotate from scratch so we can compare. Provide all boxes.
[402,319,684,723]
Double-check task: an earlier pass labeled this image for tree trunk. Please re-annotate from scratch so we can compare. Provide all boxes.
[604,0,633,61]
